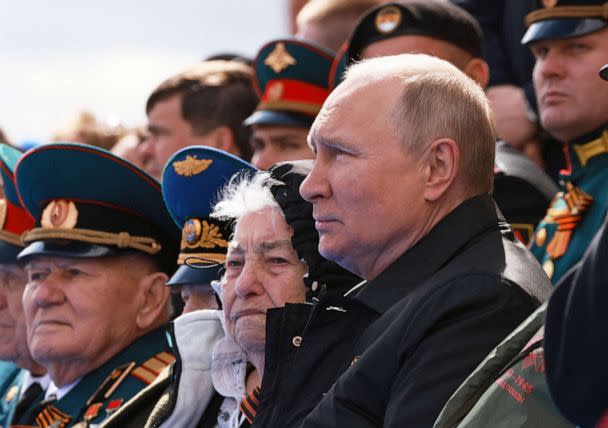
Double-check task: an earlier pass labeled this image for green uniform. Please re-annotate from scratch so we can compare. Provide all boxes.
[434,305,573,428]
[17,328,173,428]
[530,127,608,283]
[0,361,24,427]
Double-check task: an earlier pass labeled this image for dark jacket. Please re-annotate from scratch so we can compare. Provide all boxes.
[253,195,552,428]
[545,213,608,427]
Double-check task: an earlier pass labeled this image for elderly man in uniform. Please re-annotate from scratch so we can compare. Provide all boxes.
[245,38,335,170]
[13,143,179,427]
[100,147,256,428]
[0,143,49,426]
[331,0,559,244]
[433,2,608,427]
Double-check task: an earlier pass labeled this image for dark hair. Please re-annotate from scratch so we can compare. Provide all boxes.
[146,61,259,160]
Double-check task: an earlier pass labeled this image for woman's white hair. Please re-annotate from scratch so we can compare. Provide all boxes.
[211,171,281,221]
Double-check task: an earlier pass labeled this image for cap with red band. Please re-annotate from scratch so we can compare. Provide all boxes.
[244,38,336,128]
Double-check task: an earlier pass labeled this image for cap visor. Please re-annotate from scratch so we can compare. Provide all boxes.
[18,240,117,260]
[600,64,608,81]
[522,18,607,45]
[244,110,314,127]
[166,263,221,286]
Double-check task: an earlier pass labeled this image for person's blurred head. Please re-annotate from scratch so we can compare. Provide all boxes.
[301,54,495,280]
[110,127,148,169]
[52,111,125,150]
[335,0,489,89]
[296,0,386,51]
[141,61,258,179]
[245,39,335,169]
[522,0,608,142]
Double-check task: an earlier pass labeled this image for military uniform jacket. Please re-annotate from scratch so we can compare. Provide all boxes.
[433,304,573,428]
[531,127,608,283]
[252,195,552,428]
[493,140,558,244]
[16,327,174,428]
[0,361,24,427]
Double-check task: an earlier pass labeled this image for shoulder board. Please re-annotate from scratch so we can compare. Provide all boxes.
[130,351,176,386]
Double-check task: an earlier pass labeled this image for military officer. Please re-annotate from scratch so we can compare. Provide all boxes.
[244,38,335,169]
[331,0,559,244]
[524,0,608,283]
[13,143,180,428]
[99,146,256,428]
[0,143,49,427]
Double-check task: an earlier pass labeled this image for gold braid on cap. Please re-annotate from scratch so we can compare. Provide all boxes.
[526,3,608,26]
[23,228,162,255]
[0,230,25,247]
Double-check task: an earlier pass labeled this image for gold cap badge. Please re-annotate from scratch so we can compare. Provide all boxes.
[267,81,284,101]
[375,5,403,34]
[173,156,213,177]
[264,42,297,73]
[41,200,78,229]
[181,219,228,250]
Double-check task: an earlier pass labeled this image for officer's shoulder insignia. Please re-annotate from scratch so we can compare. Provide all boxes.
[35,404,71,428]
[131,351,176,385]
[5,384,18,402]
[173,156,213,177]
[41,200,78,229]
[86,362,136,406]
[265,42,297,73]
[375,5,402,34]
[541,0,558,8]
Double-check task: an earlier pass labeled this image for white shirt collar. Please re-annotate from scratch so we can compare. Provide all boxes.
[45,378,80,401]
[19,372,51,400]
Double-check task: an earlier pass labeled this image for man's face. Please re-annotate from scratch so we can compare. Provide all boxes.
[0,264,29,364]
[360,35,472,69]
[23,256,143,367]
[300,78,427,278]
[250,125,314,170]
[221,207,308,355]
[531,28,608,142]
[142,94,218,180]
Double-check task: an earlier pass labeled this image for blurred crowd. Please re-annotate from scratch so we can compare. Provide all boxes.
[0,0,607,427]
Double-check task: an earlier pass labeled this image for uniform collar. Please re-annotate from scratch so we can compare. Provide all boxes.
[563,126,608,176]
[354,194,500,314]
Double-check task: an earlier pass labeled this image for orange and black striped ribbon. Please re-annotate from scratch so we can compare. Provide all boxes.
[239,386,261,424]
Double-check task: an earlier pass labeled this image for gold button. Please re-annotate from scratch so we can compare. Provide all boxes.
[535,228,547,247]
[543,259,554,279]
[292,336,302,347]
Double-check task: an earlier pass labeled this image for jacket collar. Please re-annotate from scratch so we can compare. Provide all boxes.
[354,194,500,314]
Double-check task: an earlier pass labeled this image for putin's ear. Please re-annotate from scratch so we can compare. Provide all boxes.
[135,272,170,330]
[463,58,490,90]
[422,138,459,202]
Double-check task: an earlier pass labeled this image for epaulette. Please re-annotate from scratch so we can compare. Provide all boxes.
[131,351,176,386]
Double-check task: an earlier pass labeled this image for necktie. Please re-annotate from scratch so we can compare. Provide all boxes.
[12,382,44,423]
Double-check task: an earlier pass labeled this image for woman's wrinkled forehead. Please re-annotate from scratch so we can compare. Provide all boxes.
[228,208,294,253]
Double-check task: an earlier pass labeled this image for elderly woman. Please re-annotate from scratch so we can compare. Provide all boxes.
[210,160,361,427]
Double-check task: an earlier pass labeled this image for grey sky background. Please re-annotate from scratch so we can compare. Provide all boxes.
[0,0,287,143]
